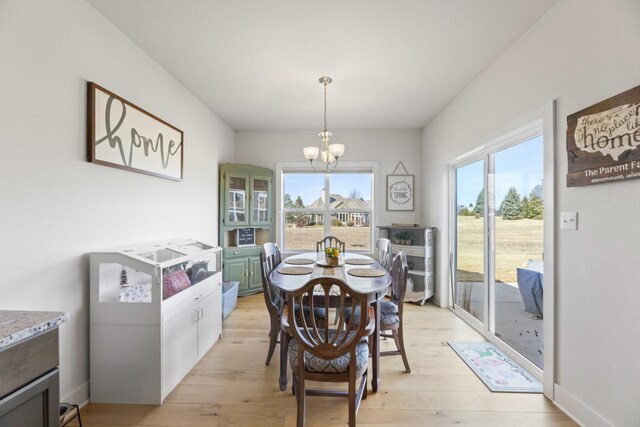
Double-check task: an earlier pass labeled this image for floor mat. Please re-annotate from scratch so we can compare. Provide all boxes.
[448,341,542,393]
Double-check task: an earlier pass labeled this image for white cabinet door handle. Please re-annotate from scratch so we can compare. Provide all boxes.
[194,308,200,321]
[199,307,204,319]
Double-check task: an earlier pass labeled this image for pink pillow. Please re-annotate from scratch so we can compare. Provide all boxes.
[162,270,191,300]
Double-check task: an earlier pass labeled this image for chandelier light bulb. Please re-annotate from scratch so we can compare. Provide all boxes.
[328,144,345,158]
[303,146,320,161]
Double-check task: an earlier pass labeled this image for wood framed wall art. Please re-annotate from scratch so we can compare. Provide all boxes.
[387,161,414,211]
[566,84,640,187]
[87,82,184,181]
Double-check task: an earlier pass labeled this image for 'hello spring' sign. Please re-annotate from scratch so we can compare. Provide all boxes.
[387,162,414,211]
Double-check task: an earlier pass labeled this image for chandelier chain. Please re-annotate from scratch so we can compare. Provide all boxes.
[323,81,328,132]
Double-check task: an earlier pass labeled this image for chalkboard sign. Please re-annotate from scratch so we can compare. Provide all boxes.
[237,228,255,247]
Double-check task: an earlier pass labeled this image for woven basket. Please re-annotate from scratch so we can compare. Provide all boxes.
[325,256,339,266]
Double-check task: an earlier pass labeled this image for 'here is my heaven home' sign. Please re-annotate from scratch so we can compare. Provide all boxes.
[566,85,640,187]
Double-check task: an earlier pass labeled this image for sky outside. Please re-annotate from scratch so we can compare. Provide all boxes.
[456,135,543,208]
[284,173,372,206]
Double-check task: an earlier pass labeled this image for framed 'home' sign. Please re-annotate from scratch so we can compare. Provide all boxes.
[87,82,184,180]
[566,85,640,187]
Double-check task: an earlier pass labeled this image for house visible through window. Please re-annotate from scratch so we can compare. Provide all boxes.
[282,171,373,252]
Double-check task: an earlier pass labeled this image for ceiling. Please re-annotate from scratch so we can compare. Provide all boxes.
[87,0,557,130]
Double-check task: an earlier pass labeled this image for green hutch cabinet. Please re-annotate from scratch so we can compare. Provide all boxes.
[219,164,274,296]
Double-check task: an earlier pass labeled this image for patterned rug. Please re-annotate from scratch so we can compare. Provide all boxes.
[448,342,542,393]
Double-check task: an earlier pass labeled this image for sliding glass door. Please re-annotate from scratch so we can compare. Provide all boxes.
[454,160,485,325]
[452,133,544,371]
[492,136,544,369]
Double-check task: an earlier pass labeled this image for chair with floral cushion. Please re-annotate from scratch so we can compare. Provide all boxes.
[344,251,411,373]
[379,251,411,372]
[261,244,326,368]
[260,243,283,365]
[281,277,374,427]
[316,235,346,253]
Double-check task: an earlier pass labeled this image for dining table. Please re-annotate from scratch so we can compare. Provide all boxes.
[269,251,391,393]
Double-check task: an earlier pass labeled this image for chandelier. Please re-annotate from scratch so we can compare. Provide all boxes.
[303,76,345,171]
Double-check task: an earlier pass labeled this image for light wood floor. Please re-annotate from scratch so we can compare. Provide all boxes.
[72,295,576,426]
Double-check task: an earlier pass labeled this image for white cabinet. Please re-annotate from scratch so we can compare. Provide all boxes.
[378,226,436,305]
[90,240,223,404]
[197,288,222,356]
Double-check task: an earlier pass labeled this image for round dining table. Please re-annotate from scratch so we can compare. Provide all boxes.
[269,251,391,393]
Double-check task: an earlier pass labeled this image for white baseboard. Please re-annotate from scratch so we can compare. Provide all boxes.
[554,383,612,427]
[62,381,89,406]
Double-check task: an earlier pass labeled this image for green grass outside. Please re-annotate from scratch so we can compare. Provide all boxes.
[457,215,543,284]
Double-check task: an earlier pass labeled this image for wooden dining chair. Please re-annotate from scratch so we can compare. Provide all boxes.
[375,238,392,271]
[260,243,283,365]
[281,277,374,427]
[316,235,346,253]
[379,251,411,372]
[260,244,325,366]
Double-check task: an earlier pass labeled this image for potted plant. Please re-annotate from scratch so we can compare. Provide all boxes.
[395,231,414,245]
[393,232,403,245]
[324,247,340,266]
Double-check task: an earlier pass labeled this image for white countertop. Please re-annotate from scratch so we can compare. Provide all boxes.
[0,310,68,350]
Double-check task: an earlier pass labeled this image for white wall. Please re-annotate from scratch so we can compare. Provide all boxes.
[421,0,640,425]
[0,0,235,403]
[236,129,423,241]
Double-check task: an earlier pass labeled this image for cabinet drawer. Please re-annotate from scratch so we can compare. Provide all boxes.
[0,330,58,399]
[393,245,424,257]
[0,368,59,427]
[224,246,260,258]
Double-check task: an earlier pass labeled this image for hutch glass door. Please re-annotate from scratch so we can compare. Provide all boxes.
[225,173,249,226]
[251,176,271,225]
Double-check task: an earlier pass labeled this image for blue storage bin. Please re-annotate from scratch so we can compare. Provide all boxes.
[222,281,239,319]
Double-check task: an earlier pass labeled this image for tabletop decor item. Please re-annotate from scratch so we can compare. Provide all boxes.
[284,258,315,265]
[566,84,640,187]
[387,161,414,211]
[344,257,375,265]
[278,266,313,275]
[347,268,386,277]
[324,247,341,266]
[87,82,184,180]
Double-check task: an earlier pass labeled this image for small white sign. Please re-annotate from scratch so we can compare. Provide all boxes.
[387,175,414,211]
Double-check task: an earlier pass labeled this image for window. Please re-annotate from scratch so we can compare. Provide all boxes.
[281,170,374,252]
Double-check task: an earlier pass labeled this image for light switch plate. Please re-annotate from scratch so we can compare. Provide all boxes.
[561,212,578,230]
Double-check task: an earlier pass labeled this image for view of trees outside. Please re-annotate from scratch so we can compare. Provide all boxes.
[457,136,544,285]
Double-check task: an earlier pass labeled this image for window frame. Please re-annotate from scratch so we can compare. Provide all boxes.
[276,162,379,255]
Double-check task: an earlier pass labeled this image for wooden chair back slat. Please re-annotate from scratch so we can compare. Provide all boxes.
[390,251,409,314]
[287,277,369,361]
[316,236,346,253]
[376,238,392,271]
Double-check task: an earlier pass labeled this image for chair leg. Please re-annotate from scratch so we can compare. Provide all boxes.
[296,373,306,427]
[266,317,279,365]
[394,327,411,373]
[279,330,289,391]
[266,331,278,365]
[348,368,356,427]
[362,369,368,400]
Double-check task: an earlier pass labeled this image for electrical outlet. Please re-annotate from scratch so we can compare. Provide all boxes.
[561,212,578,230]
